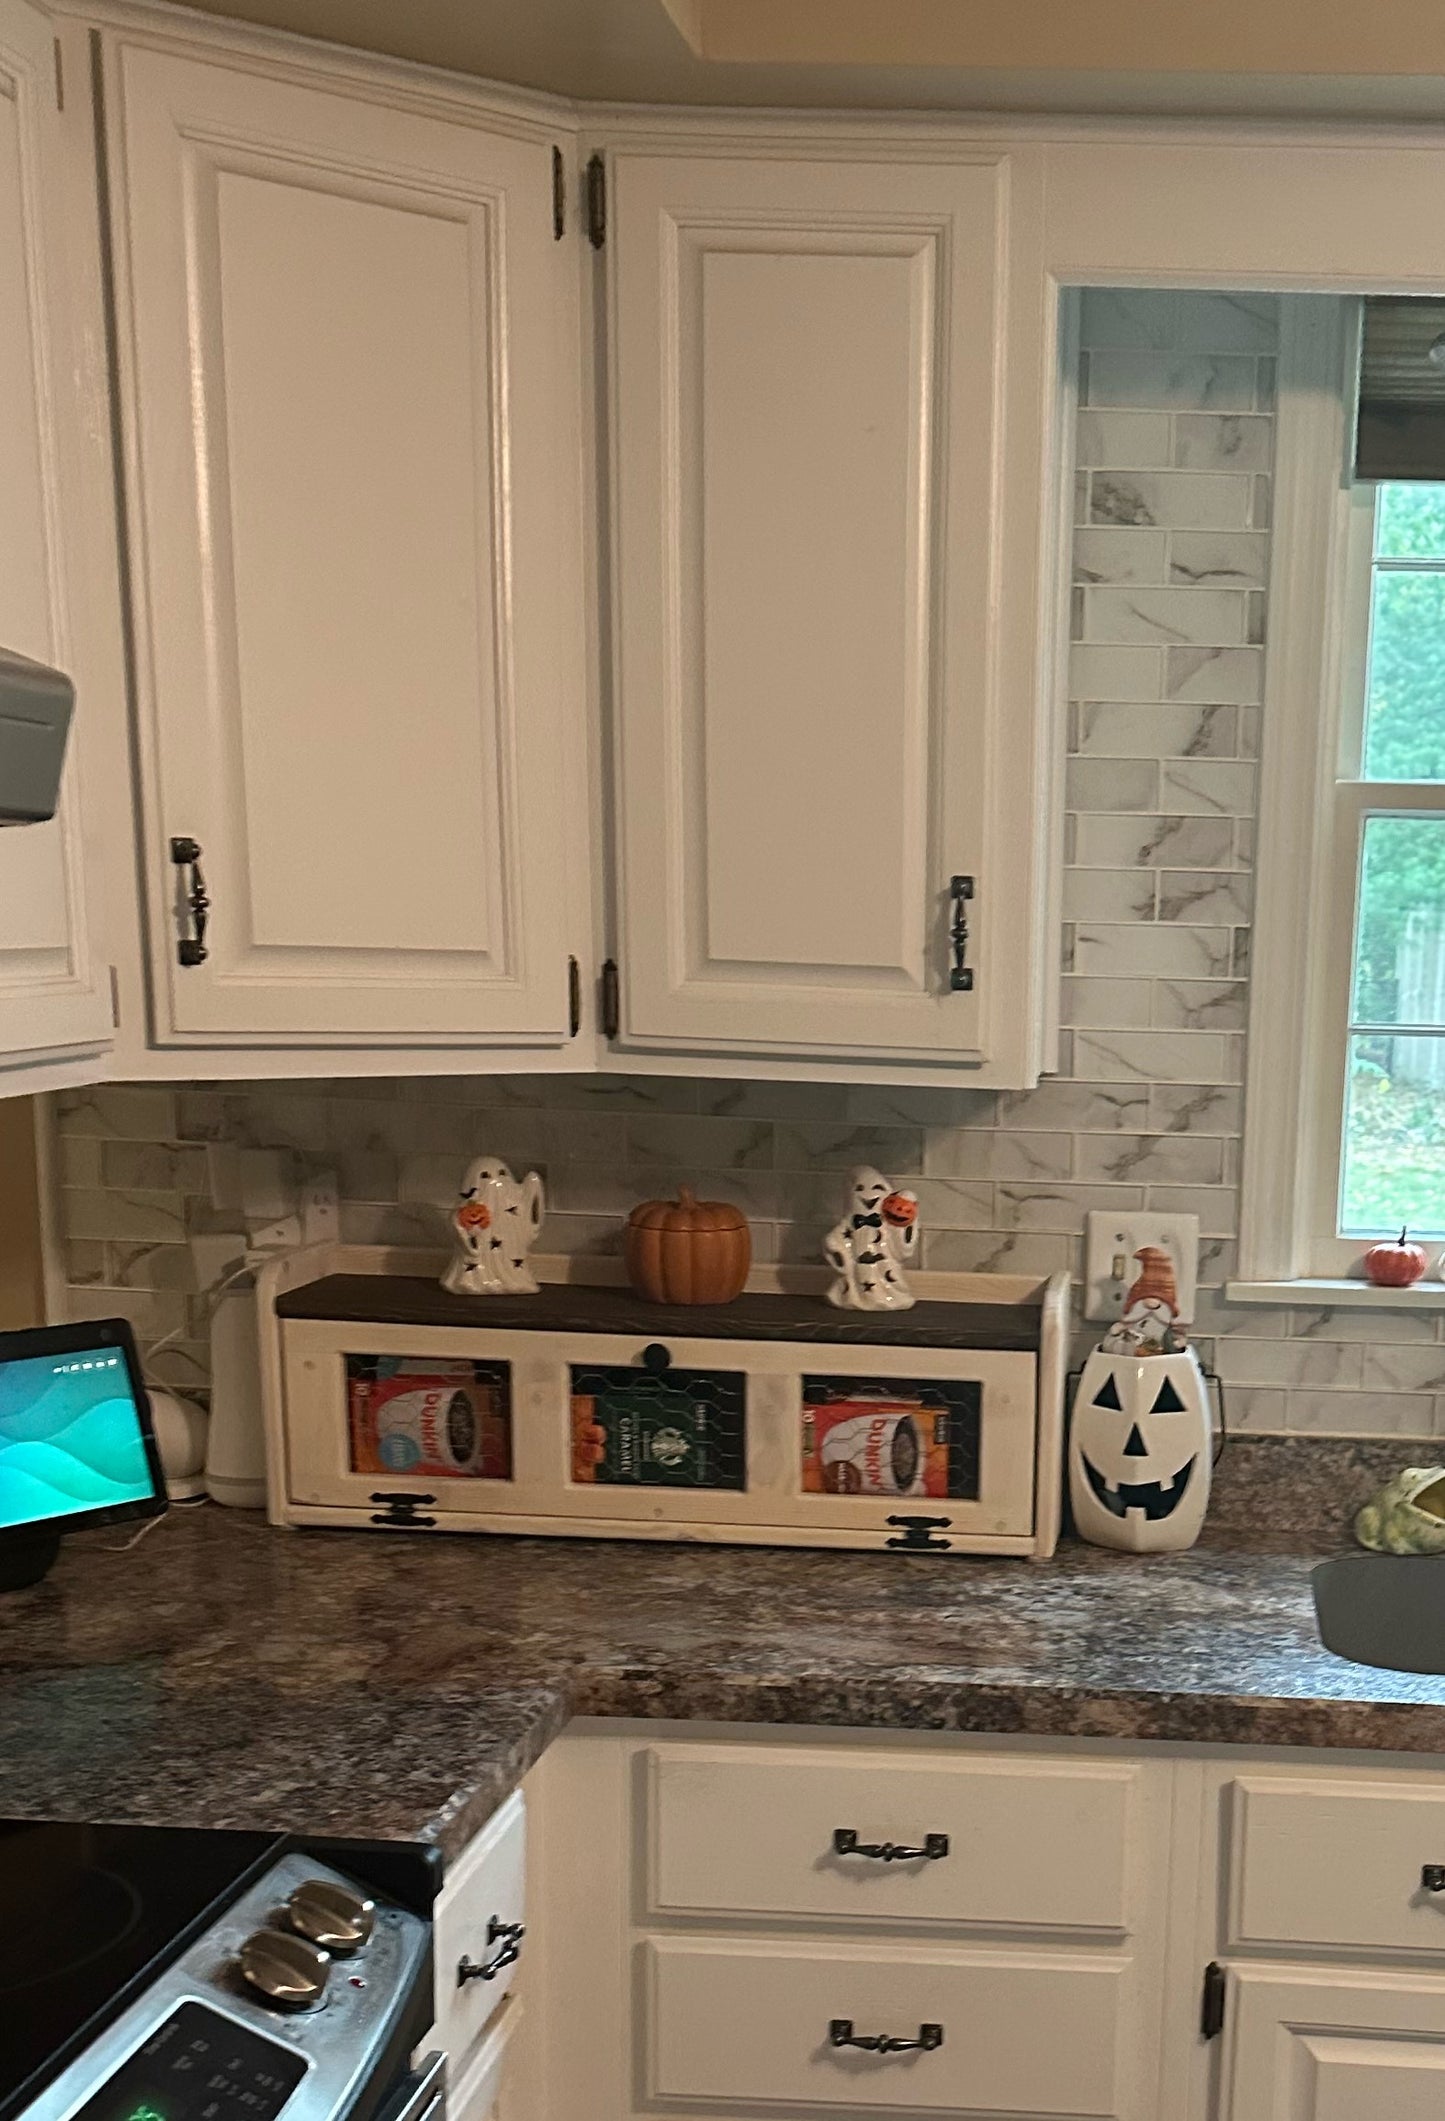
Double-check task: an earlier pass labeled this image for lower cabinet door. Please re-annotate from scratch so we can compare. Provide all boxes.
[1223,1966,1445,2121]
[642,1936,1131,2116]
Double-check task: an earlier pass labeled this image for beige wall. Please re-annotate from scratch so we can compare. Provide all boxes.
[0,1099,45,1329]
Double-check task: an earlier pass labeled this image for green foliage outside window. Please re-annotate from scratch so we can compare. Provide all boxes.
[1342,483,1445,1233]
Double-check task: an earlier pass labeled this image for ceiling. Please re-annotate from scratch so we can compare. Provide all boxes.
[171,0,1445,121]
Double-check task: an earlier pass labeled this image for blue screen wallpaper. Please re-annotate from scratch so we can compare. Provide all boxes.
[0,1349,155,1529]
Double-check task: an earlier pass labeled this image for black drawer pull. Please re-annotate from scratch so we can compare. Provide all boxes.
[833,1828,949,1863]
[830,2019,943,2056]
[457,1917,525,1986]
[1422,1866,1445,1892]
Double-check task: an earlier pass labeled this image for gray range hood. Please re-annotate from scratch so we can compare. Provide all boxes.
[0,646,75,825]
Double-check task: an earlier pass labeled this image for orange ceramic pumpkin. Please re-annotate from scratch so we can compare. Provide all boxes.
[625,1186,751,1306]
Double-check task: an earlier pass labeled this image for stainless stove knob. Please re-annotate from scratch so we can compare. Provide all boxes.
[286,1878,376,1954]
[239,1928,331,2009]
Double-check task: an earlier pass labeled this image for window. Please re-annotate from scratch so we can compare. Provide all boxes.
[1237,298,1445,1292]
[1334,483,1445,1239]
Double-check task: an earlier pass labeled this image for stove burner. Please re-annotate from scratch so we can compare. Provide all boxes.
[0,1869,144,1996]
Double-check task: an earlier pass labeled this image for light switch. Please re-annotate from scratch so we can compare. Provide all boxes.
[1084,1210,1199,1325]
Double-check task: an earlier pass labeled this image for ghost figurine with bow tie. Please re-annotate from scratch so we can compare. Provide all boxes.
[441,1156,545,1297]
[823,1165,920,1312]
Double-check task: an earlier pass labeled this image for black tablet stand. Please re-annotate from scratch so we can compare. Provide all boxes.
[0,1525,63,1591]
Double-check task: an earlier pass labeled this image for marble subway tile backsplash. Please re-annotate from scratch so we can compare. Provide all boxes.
[50,290,1445,1440]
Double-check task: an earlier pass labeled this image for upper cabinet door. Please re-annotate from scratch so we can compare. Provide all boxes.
[607,150,1055,1081]
[0,0,111,1072]
[108,48,584,1044]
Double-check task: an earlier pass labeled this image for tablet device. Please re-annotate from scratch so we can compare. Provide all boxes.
[0,1317,166,1540]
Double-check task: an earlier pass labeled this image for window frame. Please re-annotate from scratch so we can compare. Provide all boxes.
[1235,296,1445,1298]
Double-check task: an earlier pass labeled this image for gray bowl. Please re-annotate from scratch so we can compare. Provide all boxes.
[1314,1551,1445,1675]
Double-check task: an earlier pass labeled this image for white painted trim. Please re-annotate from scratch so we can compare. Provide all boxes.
[1236,297,1354,1283]
[31,1093,67,1326]
[1228,1277,1445,1308]
[1034,282,1079,1080]
[66,0,578,138]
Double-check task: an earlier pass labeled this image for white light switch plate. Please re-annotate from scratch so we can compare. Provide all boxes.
[1084,1210,1200,1325]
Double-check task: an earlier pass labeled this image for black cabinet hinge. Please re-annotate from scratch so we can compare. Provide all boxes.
[552,145,566,239]
[600,957,620,1040]
[567,954,582,1039]
[369,1491,437,1530]
[586,153,606,249]
[1200,1961,1226,2040]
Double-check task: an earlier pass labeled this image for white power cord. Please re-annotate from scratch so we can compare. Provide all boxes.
[140,1247,284,1394]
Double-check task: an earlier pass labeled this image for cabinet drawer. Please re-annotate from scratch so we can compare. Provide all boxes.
[434,1792,526,2068]
[647,1745,1137,1932]
[643,1936,1129,2115]
[447,1998,519,2121]
[1230,1775,1445,1955]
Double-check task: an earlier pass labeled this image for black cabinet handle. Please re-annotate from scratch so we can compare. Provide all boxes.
[457,1917,525,1986]
[829,2019,943,2056]
[833,1828,949,1863]
[947,873,974,992]
[170,836,210,967]
[1422,1866,1445,1892]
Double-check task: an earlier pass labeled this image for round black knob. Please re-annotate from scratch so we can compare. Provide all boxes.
[238,1929,330,2009]
[641,1342,671,1375]
[286,1878,375,1954]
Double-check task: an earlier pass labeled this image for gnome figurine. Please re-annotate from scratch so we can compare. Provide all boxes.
[441,1157,545,1297]
[824,1166,920,1311]
[1102,1245,1184,1355]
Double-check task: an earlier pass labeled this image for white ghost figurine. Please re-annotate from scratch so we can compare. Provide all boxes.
[824,1165,920,1312]
[441,1157,545,1297]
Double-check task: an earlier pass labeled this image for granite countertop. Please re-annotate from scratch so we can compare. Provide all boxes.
[3,1457,1445,1864]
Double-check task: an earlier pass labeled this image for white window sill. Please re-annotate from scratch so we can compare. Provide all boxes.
[1226,1277,1445,1310]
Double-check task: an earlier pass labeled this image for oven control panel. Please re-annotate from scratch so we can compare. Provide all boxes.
[21,1857,432,2121]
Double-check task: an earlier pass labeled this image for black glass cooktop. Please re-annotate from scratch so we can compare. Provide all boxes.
[0,1820,283,2121]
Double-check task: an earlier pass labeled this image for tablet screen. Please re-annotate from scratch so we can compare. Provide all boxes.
[0,1324,164,1533]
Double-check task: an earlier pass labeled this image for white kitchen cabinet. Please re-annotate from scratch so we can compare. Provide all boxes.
[434,1790,527,2069]
[0,0,111,1083]
[604,146,1058,1081]
[1220,1966,1445,2121]
[104,42,587,1049]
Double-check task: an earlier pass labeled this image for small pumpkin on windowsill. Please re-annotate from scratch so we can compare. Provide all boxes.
[625,1186,752,1306]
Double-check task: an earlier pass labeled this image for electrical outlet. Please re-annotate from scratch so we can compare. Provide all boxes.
[1084,1210,1200,1325]
[301,1171,339,1246]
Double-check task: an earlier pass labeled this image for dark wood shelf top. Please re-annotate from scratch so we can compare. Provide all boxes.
[274,1274,1043,1352]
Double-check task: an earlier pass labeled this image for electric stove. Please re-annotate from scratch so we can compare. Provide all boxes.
[0,1822,439,2121]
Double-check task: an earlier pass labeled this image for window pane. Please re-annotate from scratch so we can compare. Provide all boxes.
[1364,571,1445,779]
[1342,1032,1445,1237]
[1352,815,1445,1024]
[1376,482,1445,561]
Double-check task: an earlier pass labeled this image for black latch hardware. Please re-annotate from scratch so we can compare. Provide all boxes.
[368,1491,438,1529]
[885,1514,953,1552]
[1200,1961,1226,2040]
[948,873,975,992]
[586,154,606,248]
[1424,1865,1445,1892]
